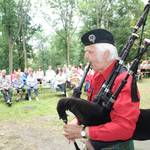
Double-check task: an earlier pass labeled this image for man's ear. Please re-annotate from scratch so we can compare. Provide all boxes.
[103,49,110,61]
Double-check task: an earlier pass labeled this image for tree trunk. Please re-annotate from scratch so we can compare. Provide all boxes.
[66,31,72,66]
[8,34,13,74]
[22,24,27,69]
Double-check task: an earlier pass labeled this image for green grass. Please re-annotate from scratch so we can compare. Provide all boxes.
[0,88,61,121]
[0,78,150,122]
[137,78,150,108]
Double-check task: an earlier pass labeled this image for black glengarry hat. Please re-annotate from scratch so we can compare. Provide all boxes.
[81,29,115,46]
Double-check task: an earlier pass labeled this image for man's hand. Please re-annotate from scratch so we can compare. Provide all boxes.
[63,124,83,141]
[68,118,78,125]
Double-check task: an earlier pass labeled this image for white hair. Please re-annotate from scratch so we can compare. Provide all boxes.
[95,43,118,61]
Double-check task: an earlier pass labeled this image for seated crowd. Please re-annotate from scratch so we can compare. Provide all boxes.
[0,60,149,106]
[0,64,95,106]
[126,59,150,80]
[140,60,150,78]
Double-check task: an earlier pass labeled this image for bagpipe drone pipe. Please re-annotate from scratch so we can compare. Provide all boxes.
[57,0,150,142]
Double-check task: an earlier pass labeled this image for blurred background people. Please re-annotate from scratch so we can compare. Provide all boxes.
[0,69,12,106]
[12,72,25,102]
[26,68,39,101]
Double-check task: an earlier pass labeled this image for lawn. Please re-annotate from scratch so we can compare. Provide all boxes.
[0,78,150,123]
[137,78,150,108]
[0,88,61,121]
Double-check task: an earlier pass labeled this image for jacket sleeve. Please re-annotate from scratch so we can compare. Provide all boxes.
[88,73,140,141]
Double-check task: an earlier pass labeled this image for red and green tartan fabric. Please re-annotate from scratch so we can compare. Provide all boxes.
[101,140,134,150]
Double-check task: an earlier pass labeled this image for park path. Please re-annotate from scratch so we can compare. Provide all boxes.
[0,117,149,150]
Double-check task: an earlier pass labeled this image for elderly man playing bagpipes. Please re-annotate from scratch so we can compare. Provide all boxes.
[61,29,139,150]
[57,2,150,150]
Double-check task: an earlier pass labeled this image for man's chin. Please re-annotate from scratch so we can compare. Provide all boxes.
[93,67,103,72]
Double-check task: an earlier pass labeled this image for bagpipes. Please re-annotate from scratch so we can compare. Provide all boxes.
[57,0,150,146]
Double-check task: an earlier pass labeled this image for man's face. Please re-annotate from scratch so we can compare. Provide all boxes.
[2,70,6,77]
[84,44,107,72]
[28,69,33,76]
[49,66,52,70]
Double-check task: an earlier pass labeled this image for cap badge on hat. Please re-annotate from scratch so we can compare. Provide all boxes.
[88,34,96,43]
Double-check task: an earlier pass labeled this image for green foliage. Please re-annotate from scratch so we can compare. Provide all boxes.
[70,33,85,65]
[1,0,150,70]
[0,32,9,70]
[32,49,52,72]
[0,0,41,71]
[78,0,148,61]
[48,29,86,67]
[2,0,18,35]
[78,0,114,29]
[46,0,78,65]
[1,0,18,72]
[50,31,67,67]
[32,0,150,68]
[31,31,57,70]
[111,0,144,58]
[0,44,9,69]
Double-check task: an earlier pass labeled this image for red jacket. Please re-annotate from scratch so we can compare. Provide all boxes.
[87,61,140,141]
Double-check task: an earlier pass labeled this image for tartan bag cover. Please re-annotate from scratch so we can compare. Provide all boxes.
[102,140,134,150]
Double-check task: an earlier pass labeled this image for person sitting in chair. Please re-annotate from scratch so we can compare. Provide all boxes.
[0,69,12,106]
[12,72,25,102]
[26,67,39,101]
